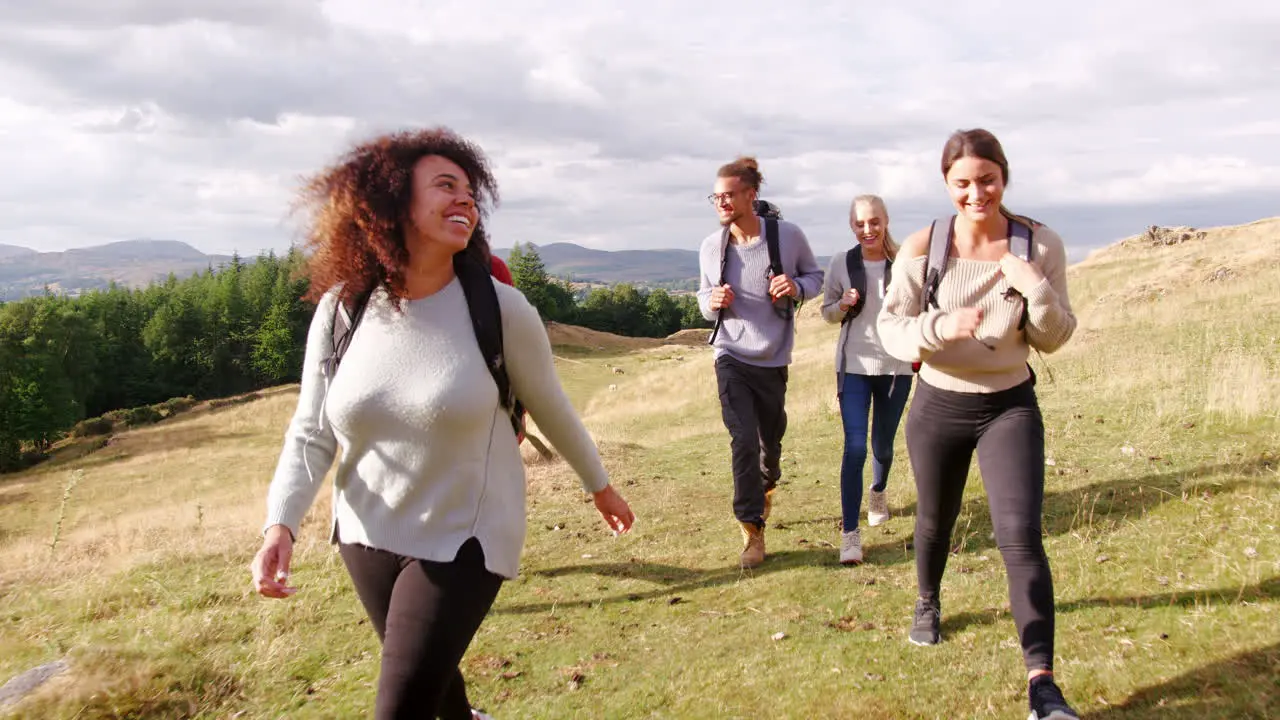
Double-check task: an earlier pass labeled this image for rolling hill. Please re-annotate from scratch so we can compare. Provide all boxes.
[0,240,235,299]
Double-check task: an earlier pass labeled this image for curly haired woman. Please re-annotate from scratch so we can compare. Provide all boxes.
[250,127,635,720]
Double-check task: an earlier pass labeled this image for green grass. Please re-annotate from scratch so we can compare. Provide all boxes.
[1,222,1278,718]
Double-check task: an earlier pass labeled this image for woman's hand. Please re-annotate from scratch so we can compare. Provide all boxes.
[251,524,298,598]
[939,307,984,343]
[592,485,636,536]
[998,253,1046,296]
[838,288,860,312]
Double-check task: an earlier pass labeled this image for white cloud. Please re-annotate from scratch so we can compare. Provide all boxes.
[0,0,1277,260]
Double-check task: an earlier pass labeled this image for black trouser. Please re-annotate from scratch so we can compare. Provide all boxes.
[339,537,505,719]
[715,354,789,527]
[905,379,1055,672]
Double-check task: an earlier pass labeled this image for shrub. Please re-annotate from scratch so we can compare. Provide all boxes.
[72,416,116,438]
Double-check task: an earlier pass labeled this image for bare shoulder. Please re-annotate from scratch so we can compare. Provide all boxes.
[896,226,932,262]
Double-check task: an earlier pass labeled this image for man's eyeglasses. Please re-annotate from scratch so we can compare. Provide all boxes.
[707,191,737,206]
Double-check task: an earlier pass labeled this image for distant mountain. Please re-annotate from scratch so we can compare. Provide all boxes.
[0,244,37,261]
[0,240,235,299]
[495,242,833,289]
[495,242,702,285]
[1,237,827,301]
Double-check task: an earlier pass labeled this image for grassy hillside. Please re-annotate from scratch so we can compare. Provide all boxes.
[1,219,1277,718]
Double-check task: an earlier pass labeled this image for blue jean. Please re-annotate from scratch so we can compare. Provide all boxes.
[838,372,912,530]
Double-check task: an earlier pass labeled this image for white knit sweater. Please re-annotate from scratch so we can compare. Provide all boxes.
[820,251,913,377]
[263,278,609,579]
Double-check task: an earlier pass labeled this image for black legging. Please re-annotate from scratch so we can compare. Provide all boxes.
[339,536,505,719]
[905,378,1055,671]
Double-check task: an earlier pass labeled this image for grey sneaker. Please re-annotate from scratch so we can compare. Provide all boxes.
[472,710,496,720]
[867,489,889,526]
[839,528,863,565]
[1028,676,1079,720]
[908,598,940,646]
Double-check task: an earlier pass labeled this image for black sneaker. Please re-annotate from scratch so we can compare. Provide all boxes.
[1028,675,1079,720]
[908,598,940,646]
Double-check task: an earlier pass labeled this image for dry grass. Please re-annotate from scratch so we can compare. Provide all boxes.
[1,218,1278,718]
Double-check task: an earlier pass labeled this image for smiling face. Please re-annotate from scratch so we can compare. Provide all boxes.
[712,175,756,227]
[945,155,1006,224]
[851,199,887,254]
[406,154,479,255]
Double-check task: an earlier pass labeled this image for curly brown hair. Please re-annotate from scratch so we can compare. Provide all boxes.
[295,127,500,310]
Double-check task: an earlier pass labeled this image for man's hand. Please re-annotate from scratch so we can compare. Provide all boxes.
[710,284,735,310]
[769,274,798,301]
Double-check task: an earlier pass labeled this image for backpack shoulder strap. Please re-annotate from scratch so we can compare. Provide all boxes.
[841,246,866,324]
[921,216,955,311]
[324,287,372,378]
[707,226,733,345]
[454,253,523,437]
[1008,216,1034,262]
[1007,216,1034,330]
[764,217,783,277]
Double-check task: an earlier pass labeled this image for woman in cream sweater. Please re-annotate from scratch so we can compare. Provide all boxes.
[877,129,1080,720]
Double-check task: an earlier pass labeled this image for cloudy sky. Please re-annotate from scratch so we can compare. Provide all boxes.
[2,0,1278,261]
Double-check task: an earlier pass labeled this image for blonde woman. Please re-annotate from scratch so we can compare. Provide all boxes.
[820,195,913,564]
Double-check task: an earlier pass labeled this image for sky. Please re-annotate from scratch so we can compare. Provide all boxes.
[1,1,1278,262]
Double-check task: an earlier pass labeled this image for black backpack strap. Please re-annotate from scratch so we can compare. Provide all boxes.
[707,225,733,345]
[764,217,783,278]
[454,253,523,437]
[324,287,372,378]
[1007,217,1034,330]
[841,246,866,324]
[764,216,796,322]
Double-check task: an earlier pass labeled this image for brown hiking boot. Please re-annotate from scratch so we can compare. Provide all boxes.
[762,487,776,522]
[739,522,765,569]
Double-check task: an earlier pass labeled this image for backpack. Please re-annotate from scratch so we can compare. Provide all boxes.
[707,199,789,345]
[839,245,892,324]
[912,214,1035,375]
[323,251,524,438]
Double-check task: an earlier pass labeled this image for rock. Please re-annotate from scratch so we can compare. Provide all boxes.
[0,659,69,709]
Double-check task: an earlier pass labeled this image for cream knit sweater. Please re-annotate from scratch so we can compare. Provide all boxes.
[876,223,1076,393]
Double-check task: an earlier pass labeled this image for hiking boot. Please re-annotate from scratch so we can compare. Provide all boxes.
[839,528,863,565]
[472,711,495,720]
[740,522,765,569]
[1027,675,1079,720]
[762,487,776,522]
[908,598,940,646]
[867,489,889,526]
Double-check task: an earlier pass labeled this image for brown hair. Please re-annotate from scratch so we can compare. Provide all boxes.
[295,127,499,310]
[717,155,764,191]
[941,128,1009,183]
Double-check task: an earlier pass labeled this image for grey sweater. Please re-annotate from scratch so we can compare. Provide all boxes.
[263,278,610,579]
[820,251,913,377]
[696,217,825,367]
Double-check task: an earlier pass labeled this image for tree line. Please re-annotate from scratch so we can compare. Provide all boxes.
[506,243,710,338]
[0,243,709,472]
[0,250,312,471]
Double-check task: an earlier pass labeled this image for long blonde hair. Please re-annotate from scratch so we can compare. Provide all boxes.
[850,194,898,260]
